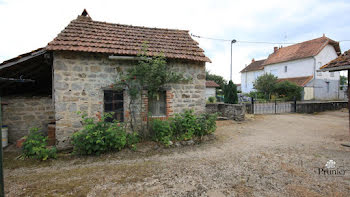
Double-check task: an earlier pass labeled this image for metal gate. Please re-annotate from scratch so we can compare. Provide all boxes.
[250,98,297,114]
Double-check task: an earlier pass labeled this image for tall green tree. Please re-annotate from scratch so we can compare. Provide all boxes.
[206,70,227,90]
[224,80,238,104]
[253,73,277,100]
[340,75,347,85]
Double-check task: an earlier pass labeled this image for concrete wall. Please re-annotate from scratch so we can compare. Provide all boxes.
[295,101,347,113]
[2,97,54,143]
[206,103,245,121]
[205,88,216,99]
[53,51,206,149]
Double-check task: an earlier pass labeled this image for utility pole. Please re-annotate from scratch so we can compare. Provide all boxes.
[230,39,237,81]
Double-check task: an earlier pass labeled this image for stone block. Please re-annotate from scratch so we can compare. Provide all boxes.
[55,61,67,71]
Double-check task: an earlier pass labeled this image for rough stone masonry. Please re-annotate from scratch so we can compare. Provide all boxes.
[53,51,206,149]
[2,97,54,143]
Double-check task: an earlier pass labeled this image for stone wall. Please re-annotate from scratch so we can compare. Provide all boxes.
[53,51,206,149]
[206,103,245,121]
[294,101,347,113]
[2,97,54,143]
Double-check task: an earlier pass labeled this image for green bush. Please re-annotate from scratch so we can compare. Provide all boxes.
[195,113,218,137]
[170,109,199,141]
[126,132,140,150]
[208,96,216,103]
[71,113,127,155]
[22,128,57,161]
[274,81,302,100]
[150,110,217,145]
[150,119,172,146]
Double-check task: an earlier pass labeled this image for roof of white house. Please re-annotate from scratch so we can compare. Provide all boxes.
[241,35,341,72]
[262,36,340,66]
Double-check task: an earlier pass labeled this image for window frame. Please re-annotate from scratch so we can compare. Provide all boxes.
[148,91,167,117]
[103,90,124,122]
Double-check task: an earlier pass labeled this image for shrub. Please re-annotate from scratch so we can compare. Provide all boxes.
[208,96,216,103]
[170,110,200,141]
[126,132,140,150]
[151,119,172,146]
[195,113,218,137]
[150,110,218,145]
[22,128,57,160]
[274,81,302,100]
[71,113,127,155]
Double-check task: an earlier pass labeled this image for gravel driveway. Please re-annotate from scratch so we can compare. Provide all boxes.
[4,110,350,196]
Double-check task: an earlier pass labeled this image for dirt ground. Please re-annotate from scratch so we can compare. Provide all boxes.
[4,110,350,197]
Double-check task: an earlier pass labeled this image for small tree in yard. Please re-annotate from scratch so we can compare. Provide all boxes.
[253,73,277,100]
[274,81,303,100]
[115,46,186,136]
[206,70,227,91]
[224,80,238,104]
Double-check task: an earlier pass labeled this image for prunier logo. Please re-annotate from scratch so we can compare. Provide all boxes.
[316,160,347,176]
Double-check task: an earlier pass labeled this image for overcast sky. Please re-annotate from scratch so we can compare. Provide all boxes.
[1,0,350,83]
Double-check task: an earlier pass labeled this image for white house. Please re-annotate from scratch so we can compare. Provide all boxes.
[205,80,220,99]
[240,35,341,100]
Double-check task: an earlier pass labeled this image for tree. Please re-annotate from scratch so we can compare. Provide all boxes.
[253,73,277,100]
[224,80,238,104]
[206,70,227,91]
[274,81,303,100]
[340,75,347,85]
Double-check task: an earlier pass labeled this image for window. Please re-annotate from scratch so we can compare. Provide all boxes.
[330,72,334,77]
[104,90,124,122]
[284,66,287,72]
[317,71,322,76]
[149,91,166,116]
[326,82,330,93]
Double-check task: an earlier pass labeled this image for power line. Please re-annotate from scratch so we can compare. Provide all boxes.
[191,33,350,45]
[191,33,297,44]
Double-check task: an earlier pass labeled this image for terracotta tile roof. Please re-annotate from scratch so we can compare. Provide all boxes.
[277,76,313,87]
[240,59,265,72]
[205,80,220,88]
[320,49,350,71]
[46,13,210,62]
[263,36,340,66]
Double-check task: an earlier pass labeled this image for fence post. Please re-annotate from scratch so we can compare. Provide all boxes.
[251,97,254,114]
[293,96,297,112]
[275,99,277,114]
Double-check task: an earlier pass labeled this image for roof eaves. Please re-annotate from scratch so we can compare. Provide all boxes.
[0,48,46,70]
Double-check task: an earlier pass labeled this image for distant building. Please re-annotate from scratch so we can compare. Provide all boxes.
[205,81,220,99]
[240,35,341,100]
[236,84,241,92]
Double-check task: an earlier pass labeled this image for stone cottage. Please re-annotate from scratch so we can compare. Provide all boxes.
[0,10,210,149]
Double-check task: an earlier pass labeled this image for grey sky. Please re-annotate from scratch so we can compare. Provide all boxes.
[1,0,349,83]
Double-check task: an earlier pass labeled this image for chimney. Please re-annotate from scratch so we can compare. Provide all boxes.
[251,58,255,63]
[274,47,278,53]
